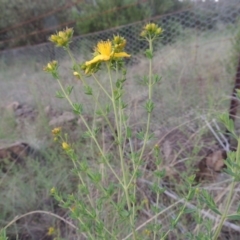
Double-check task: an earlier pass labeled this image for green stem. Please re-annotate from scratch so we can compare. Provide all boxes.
[213,137,240,239]
[213,150,240,240]
[107,64,136,239]
[212,179,236,238]
[56,78,123,185]
[66,47,80,73]
[128,39,154,188]
[153,165,161,240]
[91,92,116,139]
[92,73,112,100]
[139,39,153,158]
[66,47,115,138]
[160,202,187,240]
[91,74,118,143]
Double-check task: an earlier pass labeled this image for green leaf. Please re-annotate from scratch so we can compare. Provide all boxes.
[0,229,8,240]
[145,99,154,113]
[140,75,148,86]
[237,204,240,213]
[183,208,196,214]
[136,131,145,140]
[105,104,111,114]
[186,188,195,201]
[92,127,100,137]
[79,160,88,172]
[116,78,126,89]
[153,74,162,84]
[219,113,235,134]
[186,175,196,185]
[136,169,143,178]
[236,89,240,99]
[52,71,59,79]
[55,90,65,98]
[119,209,130,218]
[120,101,128,109]
[95,109,103,116]
[72,103,83,115]
[83,131,92,138]
[227,214,240,221]
[78,185,89,195]
[200,189,221,215]
[145,49,153,59]
[84,85,93,95]
[72,63,78,71]
[224,156,240,180]
[148,133,154,141]
[126,127,132,138]
[171,218,178,229]
[66,85,74,95]
[113,89,122,100]
[150,183,165,194]
[105,183,116,197]
[154,169,166,178]
[87,171,101,183]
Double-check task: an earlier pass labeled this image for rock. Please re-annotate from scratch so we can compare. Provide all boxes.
[0,142,35,168]
[44,105,51,116]
[5,101,20,112]
[49,111,76,126]
[15,104,35,118]
[196,150,226,182]
[206,150,226,172]
[44,105,58,118]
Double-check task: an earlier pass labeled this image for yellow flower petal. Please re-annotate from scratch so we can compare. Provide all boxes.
[97,40,112,56]
[85,55,110,66]
[58,31,65,38]
[113,52,131,58]
[85,39,130,68]
[47,227,55,236]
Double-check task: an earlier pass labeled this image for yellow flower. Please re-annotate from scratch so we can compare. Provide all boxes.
[70,204,76,212]
[113,35,127,52]
[65,27,74,38]
[73,71,81,79]
[58,31,65,38]
[50,187,56,195]
[47,227,55,236]
[49,27,73,47]
[52,127,61,135]
[43,60,58,72]
[81,61,101,75]
[143,229,151,236]
[154,144,159,149]
[140,23,162,39]
[49,35,58,42]
[62,142,71,151]
[145,23,158,31]
[85,40,130,66]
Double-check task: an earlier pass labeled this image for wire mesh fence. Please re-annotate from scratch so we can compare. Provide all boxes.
[1,1,240,129]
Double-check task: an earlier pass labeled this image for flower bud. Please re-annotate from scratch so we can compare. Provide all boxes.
[62,142,71,151]
[43,60,58,73]
[52,127,61,135]
[49,27,74,47]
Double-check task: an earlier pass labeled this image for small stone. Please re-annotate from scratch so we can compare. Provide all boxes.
[44,105,51,116]
[49,111,76,126]
[6,101,20,112]
[0,142,33,164]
